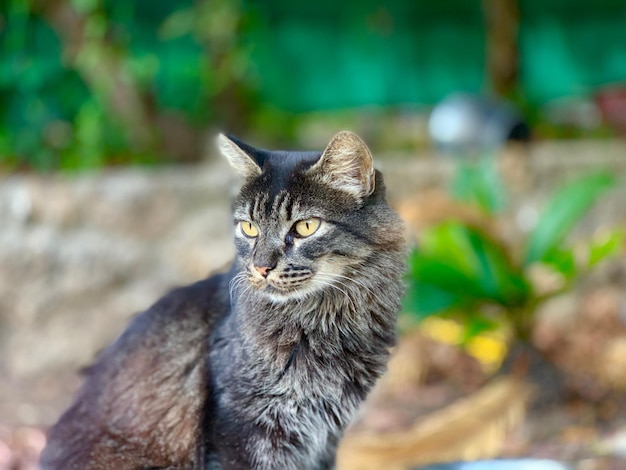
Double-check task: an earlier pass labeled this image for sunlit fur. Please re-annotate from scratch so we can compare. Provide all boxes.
[40,132,405,470]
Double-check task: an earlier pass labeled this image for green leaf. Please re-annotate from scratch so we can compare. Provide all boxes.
[419,221,477,274]
[406,222,530,315]
[588,229,625,268]
[402,279,461,319]
[465,228,530,307]
[408,251,487,300]
[524,172,616,265]
[541,247,577,280]
[450,156,505,214]
[461,313,500,343]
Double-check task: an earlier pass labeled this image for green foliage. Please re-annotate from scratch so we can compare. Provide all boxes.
[588,229,624,268]
[406,222,529,311]
[0,2,83,169]
[403,161,621,342]
[523,172,615,265]
[450,157,506,215]
[0,0,256,171]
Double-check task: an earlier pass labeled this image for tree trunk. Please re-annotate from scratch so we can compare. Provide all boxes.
[482,0,520,97]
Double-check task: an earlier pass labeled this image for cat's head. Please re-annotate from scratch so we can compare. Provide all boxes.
[218,131,402,302]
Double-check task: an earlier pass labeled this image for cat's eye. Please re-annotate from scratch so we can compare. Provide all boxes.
[240,221,259,238]
[294,218,321,237]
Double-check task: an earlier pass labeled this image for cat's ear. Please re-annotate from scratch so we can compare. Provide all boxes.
[217,134,262,179]
[310,131,375,200]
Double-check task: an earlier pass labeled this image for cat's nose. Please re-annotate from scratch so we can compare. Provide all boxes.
[254,265,273,278]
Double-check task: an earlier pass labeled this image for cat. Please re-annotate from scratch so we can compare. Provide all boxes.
[40,131,406,470]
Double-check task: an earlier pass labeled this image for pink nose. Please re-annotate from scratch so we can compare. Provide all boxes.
[255,265,272,278]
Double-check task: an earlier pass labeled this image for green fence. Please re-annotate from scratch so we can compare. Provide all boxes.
[246,0,626,110]
[1,0,626,169]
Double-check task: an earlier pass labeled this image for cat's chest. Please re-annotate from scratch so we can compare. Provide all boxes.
[213,326,346,398]
[213,331,341,395]
[210,304,366,428]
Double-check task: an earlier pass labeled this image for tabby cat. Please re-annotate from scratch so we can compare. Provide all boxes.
[40,131,406,470]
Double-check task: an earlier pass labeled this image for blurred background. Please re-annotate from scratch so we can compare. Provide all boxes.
[2,0,626,469]
[2,0,626,169]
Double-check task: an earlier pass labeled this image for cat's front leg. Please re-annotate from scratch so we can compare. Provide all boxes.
[212,414,334,470]
[312,432,341,470]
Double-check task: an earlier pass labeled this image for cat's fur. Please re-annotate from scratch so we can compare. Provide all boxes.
[40,131,406,470]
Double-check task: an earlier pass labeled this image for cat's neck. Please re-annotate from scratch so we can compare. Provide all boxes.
[231,258,402,359]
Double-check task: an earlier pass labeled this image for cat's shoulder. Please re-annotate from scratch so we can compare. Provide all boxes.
[147,269,232,323]
[82,268,233,379]
[118,269,232,347]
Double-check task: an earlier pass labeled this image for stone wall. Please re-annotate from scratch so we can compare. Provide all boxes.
[1,140,626,426]
[0,162,238,424]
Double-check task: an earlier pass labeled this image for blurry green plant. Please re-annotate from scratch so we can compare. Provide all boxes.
[0,0,257,171]
[403,158,622,344]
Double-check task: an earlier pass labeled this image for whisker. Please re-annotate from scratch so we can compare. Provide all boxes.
[237,284,253,305]
[317,272,385,307]
[313,277,358,313]
[328,273,377,298]
[229,272,250,305]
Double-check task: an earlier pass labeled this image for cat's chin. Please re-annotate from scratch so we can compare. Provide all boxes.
[253,284,310,303]
[261,289,303,303]
[247,278,320,303]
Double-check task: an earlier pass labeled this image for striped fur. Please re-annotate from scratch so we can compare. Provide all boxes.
[41,132,405,470]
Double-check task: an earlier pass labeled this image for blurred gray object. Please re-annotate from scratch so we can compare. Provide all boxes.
[428,93,530,156]
[416,459,571,470]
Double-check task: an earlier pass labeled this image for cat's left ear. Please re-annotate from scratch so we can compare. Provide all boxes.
[309,131,375,200]
[217,134,263,179]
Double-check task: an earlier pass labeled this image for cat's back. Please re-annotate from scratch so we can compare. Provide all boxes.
[41,270,232,470]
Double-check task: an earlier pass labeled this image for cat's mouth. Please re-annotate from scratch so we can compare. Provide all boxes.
[247,267,315,298]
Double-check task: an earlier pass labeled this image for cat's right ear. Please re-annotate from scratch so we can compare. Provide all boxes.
[308,131,375,201]
[217,134,262,179]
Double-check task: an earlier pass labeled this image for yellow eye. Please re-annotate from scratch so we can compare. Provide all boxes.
[294,218,321,237]
[240,221,259,238]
